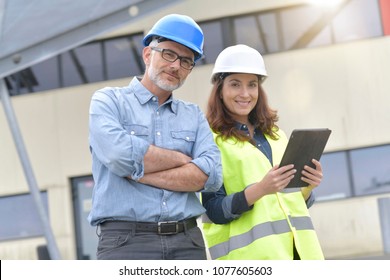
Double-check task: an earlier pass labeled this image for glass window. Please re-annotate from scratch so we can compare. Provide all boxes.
[5,71,31,95]
[6,59,59,95]
[72,43,104,83]
[234,15,267,53]
[60,52,84,87]
[200,21,224,64]
[61,43,103,87]
[60,42,103,87]
[315,152,352,201]
[258,13,281,53]
[30,56,60,92]
[104,34,144,80]
[0,192,48,241]
[71,175,96,260]
[280,4,325,50]
[332,0,382,42]
[350,145,390,196]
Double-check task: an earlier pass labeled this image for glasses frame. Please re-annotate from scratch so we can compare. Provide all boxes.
[150,47,195,70]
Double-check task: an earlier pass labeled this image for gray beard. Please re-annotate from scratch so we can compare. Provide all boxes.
[148,66,184,92]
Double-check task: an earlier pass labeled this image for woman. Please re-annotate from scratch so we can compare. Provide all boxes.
[202,44,324,260]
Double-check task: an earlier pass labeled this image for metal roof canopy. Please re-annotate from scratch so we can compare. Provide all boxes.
[0,0,181,259]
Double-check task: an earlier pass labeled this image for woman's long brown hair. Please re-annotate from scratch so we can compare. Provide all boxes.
[206,73,280,143]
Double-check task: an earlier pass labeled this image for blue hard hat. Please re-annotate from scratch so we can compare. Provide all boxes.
[143,14,204,61]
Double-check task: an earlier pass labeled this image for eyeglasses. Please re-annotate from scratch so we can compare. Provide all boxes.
[150,47,195,70]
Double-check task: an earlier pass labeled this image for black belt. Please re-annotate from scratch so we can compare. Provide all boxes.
[101,218,197,235]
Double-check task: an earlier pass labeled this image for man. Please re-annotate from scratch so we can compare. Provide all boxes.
[88,14,222,260]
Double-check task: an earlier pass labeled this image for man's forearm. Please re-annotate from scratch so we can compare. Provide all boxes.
[138,162,208,192]
[143,145,192,173]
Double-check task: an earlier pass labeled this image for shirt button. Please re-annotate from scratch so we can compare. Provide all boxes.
[156,132,161,136]
[152,97,157,102]
[186,136,190,140]
[156,111,159,115]
[130,131,135,135]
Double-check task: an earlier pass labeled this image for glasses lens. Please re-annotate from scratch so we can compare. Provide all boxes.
[180,58,194,70]
[160,49,194,70]
[161,49,177,62]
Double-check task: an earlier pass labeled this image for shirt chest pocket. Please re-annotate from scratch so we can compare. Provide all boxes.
[124,124,149,140]
[171,130,196,155]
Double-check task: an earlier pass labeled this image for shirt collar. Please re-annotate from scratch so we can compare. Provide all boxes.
[235,122,263,138]
[235,122,249,131]
[130,77,176,113]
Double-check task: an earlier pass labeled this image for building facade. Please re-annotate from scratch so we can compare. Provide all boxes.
[1,0,390,259]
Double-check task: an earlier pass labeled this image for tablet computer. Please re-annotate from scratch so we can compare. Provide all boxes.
[279,128,332,188]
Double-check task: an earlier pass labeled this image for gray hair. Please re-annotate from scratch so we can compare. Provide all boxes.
[149,37,159,47]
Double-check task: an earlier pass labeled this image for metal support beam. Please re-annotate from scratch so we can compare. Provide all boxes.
[0,79,61,260]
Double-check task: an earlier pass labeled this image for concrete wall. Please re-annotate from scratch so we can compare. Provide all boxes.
[1,36,390,259]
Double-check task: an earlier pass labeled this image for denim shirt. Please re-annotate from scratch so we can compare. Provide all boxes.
[88,77,222,225]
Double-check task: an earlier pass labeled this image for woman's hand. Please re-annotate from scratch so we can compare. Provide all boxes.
[261,164,297,193]
[300,159,323,201]
[244,164,296,206]
[301,159,323,189]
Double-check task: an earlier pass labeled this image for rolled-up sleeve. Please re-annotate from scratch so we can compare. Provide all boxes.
[305,191,316,208]
[190,109,222,192]
[89,89,149,179]
[192,155,222,192]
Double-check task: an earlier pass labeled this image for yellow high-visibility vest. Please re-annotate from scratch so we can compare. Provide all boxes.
[202,129,324,260]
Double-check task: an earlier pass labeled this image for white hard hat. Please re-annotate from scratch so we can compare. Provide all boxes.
[211,44,267,79]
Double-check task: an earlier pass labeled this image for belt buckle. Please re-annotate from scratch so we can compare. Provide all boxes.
[158,221,179,235]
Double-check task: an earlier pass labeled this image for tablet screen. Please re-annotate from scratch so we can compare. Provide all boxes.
[279,128,331,188]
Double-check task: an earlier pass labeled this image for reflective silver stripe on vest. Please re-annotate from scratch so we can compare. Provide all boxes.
[281,187,301,193]
[208,216,314,259]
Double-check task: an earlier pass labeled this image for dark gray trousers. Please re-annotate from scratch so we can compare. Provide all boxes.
[96,223,207,260]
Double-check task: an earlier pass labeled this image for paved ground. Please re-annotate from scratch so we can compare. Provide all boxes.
[329,253,390,260]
